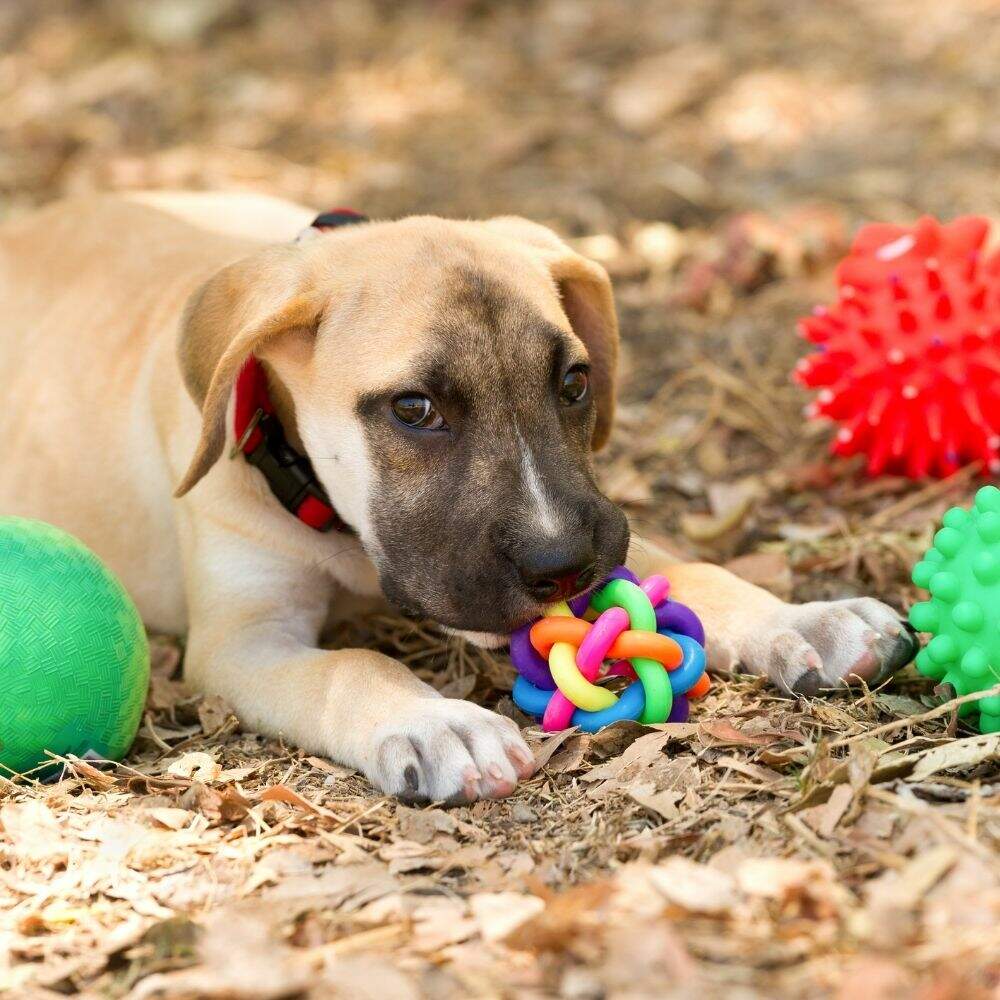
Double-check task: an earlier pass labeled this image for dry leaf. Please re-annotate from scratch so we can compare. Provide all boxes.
[0,800,64,862]
[817,783,854,837]
[680,498,753,543]
[909,733,999,781]
[258,784,334,818]
[627,781,683,821]
[545,734,591,773]
[582,730,674,782]
[305,756,356,779]
[396,806,456,845]
[737,857,845,913]
[410,898,477,953]
[698,720,784,747]
[190,783,254,823]
[166,751,221,782]
[197,695,236,734]
[469,892,545,942]
[505,882,614,954]
[832,957,916,1000]
[148,808,195,831]
[707,477,764,520]
[874,693,928,717]
[532,728,580,771]
[649,858,738,916]
[65,756,118,791]
[602,458,653,506]
[129,910,310,1000]
[866,846,957,910]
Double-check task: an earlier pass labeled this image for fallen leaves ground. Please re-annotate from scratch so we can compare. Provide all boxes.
[3,645,997,998]
[1,1,999,997]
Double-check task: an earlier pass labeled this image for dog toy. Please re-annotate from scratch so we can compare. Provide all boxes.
[0,518,150,775]
[510,567,709,732]
[909,486,1000,734]
[794,215,1000,478]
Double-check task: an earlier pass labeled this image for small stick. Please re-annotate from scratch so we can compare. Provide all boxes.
[327,796,389,836]
[827,682,1000,750]
[781,812,835,858]
[867,463,980,528]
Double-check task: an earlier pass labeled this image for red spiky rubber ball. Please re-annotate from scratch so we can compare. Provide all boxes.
[795,216,1000,478]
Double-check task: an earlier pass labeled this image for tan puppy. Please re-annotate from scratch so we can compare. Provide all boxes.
[0,193,916,802]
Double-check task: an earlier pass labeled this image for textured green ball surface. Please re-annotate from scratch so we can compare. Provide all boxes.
[0,518,150,774]
[909,486,1000,733]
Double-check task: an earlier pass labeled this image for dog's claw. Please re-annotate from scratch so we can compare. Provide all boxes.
[889,622,921,671]
[403,764,420,793]
[792,670,822,697]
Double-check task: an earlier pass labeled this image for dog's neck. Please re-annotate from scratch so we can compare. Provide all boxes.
[228,209,370,535]
[232,354,348,533]
[258,362,304,452]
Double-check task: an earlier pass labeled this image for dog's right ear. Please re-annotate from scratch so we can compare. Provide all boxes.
[174,246,325,497]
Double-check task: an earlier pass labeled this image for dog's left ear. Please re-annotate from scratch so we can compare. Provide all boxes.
[174,245,326,497]
[549,253,619,450]
[484,217,620,449]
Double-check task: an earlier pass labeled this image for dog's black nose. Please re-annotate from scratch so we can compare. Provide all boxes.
[516,540,596,603]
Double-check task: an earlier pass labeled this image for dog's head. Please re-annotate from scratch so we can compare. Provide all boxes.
[175,215,629,634]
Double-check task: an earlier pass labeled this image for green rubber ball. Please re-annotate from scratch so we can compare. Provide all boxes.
[909,486,1000,735]
[0,518,150,775]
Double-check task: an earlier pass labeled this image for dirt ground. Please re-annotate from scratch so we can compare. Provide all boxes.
[1,2,999,998]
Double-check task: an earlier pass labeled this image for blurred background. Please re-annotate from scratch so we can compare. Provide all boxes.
[3,0,1000,606]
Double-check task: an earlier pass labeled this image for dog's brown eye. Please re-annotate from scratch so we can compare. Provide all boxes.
[391,394,446,430]
[559,365,590,406]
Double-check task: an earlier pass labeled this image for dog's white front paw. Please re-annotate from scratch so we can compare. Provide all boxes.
[364,697,534,803]
[743,598,919,696]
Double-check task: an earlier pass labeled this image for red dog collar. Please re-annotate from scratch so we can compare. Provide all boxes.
[231,209,367,533]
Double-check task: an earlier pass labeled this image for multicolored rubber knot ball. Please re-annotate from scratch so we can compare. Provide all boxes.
[795,215,1000,479]
[510,566,709,733]
[909,485,1000,734]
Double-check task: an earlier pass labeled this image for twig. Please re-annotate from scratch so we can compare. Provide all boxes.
[142,713,174,753]
[867,463,981,529]
[781,812,835,858]
[327,797,389,836]
[826,682,1000,750]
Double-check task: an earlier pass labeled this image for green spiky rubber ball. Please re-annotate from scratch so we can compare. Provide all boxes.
[909,486,1000,734]
[0,518,150,775]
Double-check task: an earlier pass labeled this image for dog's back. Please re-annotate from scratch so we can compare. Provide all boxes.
[125,190,315,242]
[0,194,301,630]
